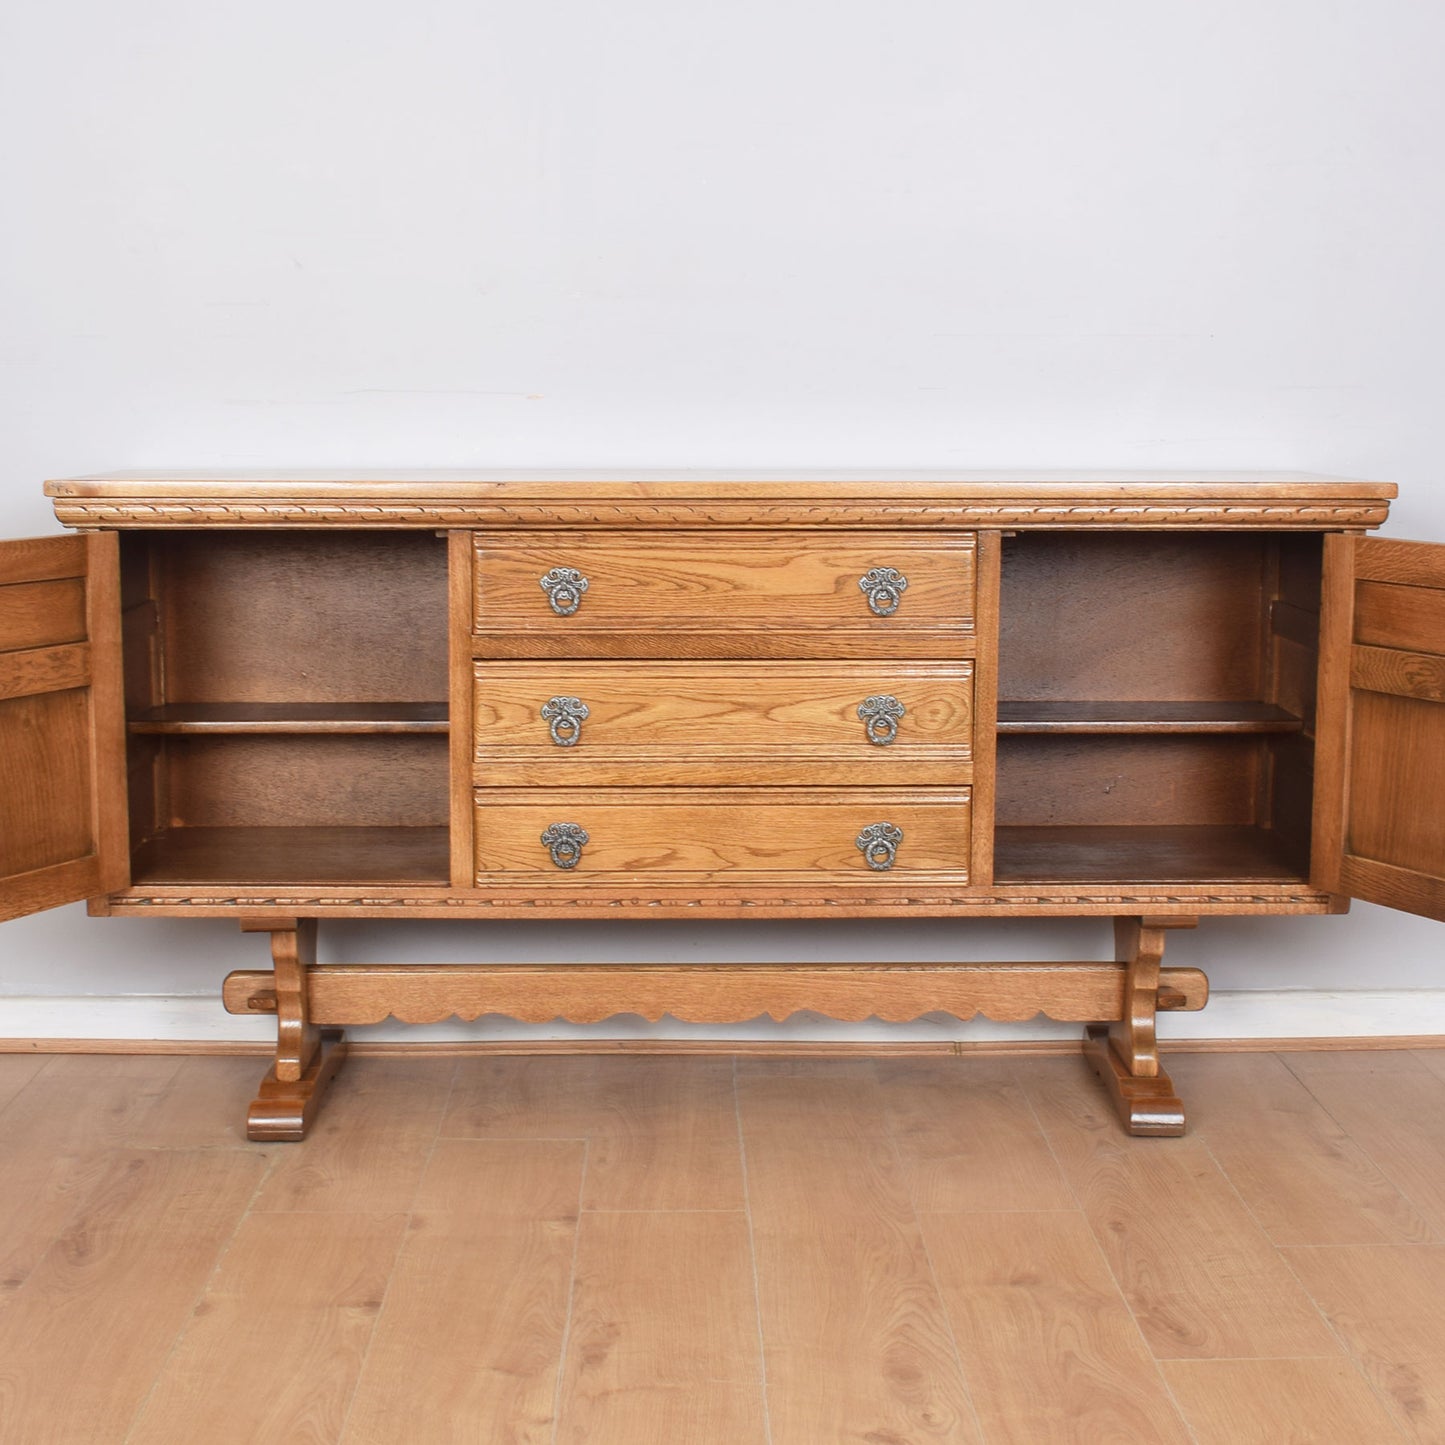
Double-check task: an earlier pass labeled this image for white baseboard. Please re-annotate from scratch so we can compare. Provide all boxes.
[1,988,1443,1046]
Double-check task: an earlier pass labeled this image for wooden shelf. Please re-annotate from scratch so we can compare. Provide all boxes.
[993,825,1308,884]
[131,826,450,885]
[128,703,449,735]
[996,701,1303,734]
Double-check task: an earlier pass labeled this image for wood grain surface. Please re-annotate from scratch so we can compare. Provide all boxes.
[0,532,125,921]
[1318,533,1445,920]
[131,825,451,885]
[1284,1244,1445,1440]
[343,1139,583,1445]
[443,1056,745,1212]
[473,530,976,647]
[1,1048,1442,1441]
[996,735,1264,828]
[1284,1051,1445,1238]
[1163,1358,1408,1443]
[738,1061,981,1443]
[999,531,1271,702]
[128,701,449,734]
[474,786,972,878]
[222,960,1207,1029]
[0,1146,267,1441]
[43,470,1399,533]
[993,824,1304,884]
[1022,1057,1340,1360]
[923,1210,1191,1443]
[0,577,86,652]
[557,1212,767,1445]
[129,1211,407,1444]
[1169,1051,1434,1246]
[876,1057,1075,1212]
[472,658,974,784]
[148,530,448,704]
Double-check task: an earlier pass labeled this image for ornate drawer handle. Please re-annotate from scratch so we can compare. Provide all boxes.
[540,822,589,869]
[856,822,903,871]
[541,695,589,747]
[857,694,905,746]
[539,566,589,616]
[859,566,908,616]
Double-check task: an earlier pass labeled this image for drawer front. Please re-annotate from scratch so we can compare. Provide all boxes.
[472,531,975,658]
[473,661,973,785]
[474,788,971,880]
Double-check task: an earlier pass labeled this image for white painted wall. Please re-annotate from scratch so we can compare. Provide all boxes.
[3,1,1443,1042]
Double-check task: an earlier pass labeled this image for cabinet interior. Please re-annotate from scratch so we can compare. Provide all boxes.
[993,531,1323,883]
[120,531,450,885]
[110,525,1329,892]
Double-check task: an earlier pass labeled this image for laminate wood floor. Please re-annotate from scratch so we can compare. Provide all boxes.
[1,1048,1441,1442]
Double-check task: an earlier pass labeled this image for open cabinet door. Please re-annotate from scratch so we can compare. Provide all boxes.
[1314,534,1445,920]
[0,534,128,922]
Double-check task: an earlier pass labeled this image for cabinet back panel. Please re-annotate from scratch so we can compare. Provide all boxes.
[1277,533,1325,613]
[144,532,447,704]
[1274,636,1319,731]
[995,735,1262,827]
[1268,732,1315,871]
[999,534,1269,701]
[162,735,448,828]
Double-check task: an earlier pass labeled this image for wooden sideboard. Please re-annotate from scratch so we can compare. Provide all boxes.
[2,470,1441,1139]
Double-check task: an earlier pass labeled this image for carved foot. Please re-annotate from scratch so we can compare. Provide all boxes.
[247,1029,348,1141]
[1084,1024,1185,1136]
[1084,915,1199,1136]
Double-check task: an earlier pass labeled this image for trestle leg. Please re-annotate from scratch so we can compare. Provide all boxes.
[241,917,347,1141]
[1083,915,1198,1136]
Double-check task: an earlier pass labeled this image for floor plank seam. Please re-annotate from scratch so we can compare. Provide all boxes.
[0,1055,54,1128]
[14,1049,1445,1444]
[1014,1056,1199,1436]
[335,1056,459,1444]
[1011,1054,1088,1215]
[732,1056,775,1445]
[548,1134,590,1445]
[119,1143,276,1445]
[1195,1130,1280,1247]
[1270,1215,1431,1435]
[1279,1051,1445,1246]
[580,1206,751,1215]
[1280,1240,1445,1250]
[872,1059,989,1445]
[911,1205,1083,1216]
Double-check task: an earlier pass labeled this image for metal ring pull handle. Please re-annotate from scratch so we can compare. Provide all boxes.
[539,566,589,616]
[541,695,589,747]
[858,566,908,617]
[856,822,903,871]
[540,822,589,869]
[857,694,905,746]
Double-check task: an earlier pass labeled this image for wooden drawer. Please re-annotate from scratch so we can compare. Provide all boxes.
[473,787,972,880]
[471,531,975,658]
[472,660,973,786]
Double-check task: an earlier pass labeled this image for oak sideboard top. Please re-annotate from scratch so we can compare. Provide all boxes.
[45,470,1396,531]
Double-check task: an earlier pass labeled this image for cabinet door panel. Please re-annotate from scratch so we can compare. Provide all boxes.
[0,534,128,922]
[1315,535,1445,920]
